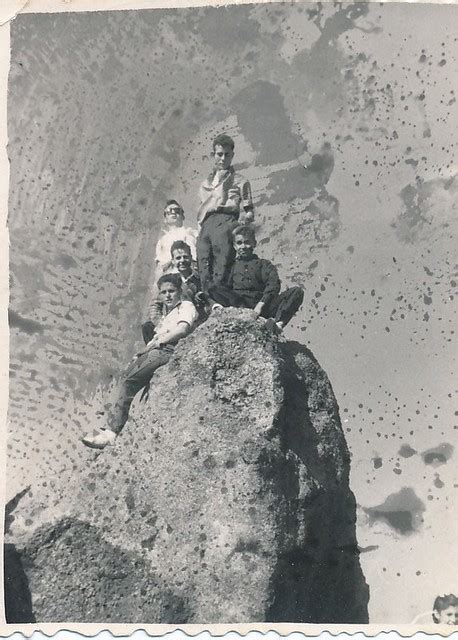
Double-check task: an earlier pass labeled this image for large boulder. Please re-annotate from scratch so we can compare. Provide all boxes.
[5,308,369,623]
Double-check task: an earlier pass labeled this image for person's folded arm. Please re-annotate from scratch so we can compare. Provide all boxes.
[260,260,281,306]
[138,321,190,356]
[158,321,192,345]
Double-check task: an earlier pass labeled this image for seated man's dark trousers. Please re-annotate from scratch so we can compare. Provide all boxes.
[196,212,237,290]
[209,285,304,327]
[106,344,174,434]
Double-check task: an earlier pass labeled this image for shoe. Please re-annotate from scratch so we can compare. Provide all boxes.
[211,303,223,312]
[81,429,117,450]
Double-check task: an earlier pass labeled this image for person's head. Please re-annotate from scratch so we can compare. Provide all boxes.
[433,595,458,625]
[157,273,182,308]
[212,134,235,172]
[163,200,184,228]
[232,224,256,260]
[171,240,192,277]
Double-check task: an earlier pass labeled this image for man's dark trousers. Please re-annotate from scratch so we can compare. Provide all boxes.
[197,212,237,290]
[209,285,304,326]
[107,344,174,434]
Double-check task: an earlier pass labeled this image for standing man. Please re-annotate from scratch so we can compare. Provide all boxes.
[197,134,254,291]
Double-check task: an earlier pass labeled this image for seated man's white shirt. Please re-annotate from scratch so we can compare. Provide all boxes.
[154,300,198,344]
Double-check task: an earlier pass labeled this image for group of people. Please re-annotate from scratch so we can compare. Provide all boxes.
[82,133,304,450]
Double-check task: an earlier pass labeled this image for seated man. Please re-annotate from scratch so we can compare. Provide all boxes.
[209,224,304,332]
[82,273,198,450]
[432,594,458,625]
[142,241,213,343]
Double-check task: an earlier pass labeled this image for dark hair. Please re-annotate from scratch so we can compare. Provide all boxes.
[213,134,235,151]
[164,200,184,217]
[232,224,256,244]
[433,595,458,622]
[157,273,182,290]
[170,240,192,257]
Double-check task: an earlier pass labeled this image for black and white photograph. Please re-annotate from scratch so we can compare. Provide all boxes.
[2,0,457,630]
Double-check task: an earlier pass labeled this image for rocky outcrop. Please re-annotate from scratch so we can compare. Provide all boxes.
[5,308,368,623]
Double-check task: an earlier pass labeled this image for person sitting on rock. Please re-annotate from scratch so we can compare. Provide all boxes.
[142,240,217,344]
[155,199,198,275]
[197,133,254,291]
[208,224,304,333]
[432,594,458,625]
[82,273,198,450]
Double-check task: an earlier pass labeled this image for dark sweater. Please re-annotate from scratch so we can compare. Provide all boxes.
[229,254,281,307]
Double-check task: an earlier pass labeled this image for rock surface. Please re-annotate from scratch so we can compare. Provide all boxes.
[5,309,368,623]
[7,7,458,623]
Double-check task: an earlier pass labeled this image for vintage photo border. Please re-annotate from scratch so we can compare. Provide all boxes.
[0,0,456,637]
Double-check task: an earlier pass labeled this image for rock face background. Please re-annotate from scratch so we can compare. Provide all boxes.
[6,310,368,623]
[5,2,458,623]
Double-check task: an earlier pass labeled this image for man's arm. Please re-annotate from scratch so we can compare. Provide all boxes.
[137,321,190,356]
[182,273,201,302]
[144,302,199,352]
[214,175,254,218]
[239,209,254,224]
[218,176,254,222]
[146,320,191,350]
[253,260,281,316]
[155,236,167,267]
[239,177,254,222]
[146,296,163,324]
